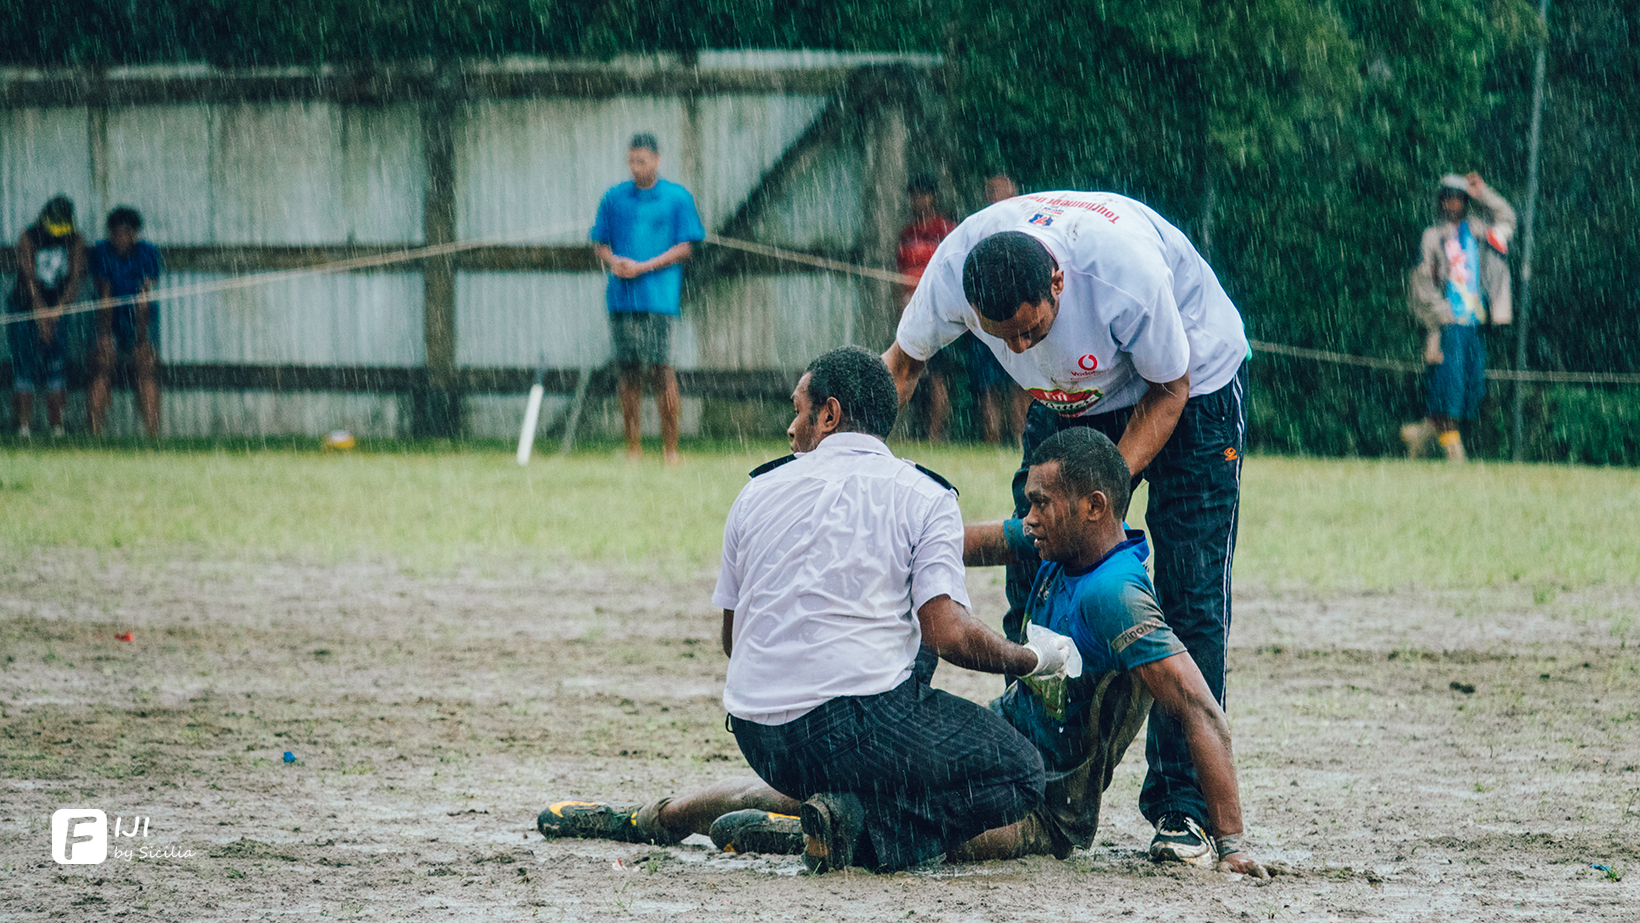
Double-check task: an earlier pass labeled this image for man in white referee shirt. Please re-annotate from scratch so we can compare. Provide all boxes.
[717,345,1068,873]
[884,190,1250,867]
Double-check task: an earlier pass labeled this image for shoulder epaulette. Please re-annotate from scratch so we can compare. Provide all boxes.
[913,464,959,495]
[748,455,796,478]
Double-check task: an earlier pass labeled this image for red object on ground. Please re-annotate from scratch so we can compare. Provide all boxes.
[116,632,134,642]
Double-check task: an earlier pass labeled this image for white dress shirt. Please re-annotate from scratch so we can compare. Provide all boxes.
[713,432,970,725]
[896,190,1248,417]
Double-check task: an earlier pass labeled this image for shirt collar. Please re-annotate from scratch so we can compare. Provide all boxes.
[803,432,891,459]
[1062,527,1150,577]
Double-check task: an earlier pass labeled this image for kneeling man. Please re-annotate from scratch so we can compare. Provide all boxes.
[575,346,1068,873]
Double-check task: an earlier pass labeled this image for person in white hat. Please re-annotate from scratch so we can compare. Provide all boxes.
[1402,172,1516,462]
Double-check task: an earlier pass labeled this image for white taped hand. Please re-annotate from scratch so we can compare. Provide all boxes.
[1023,635,1074,678]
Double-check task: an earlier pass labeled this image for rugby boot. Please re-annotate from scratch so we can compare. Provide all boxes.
[1149,811,1216,868]
[799,792,865,874]
[537,798,682,845]
[709,809,804,855]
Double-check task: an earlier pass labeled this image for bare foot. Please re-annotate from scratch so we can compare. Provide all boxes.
[626,448,644,462]
[663,450,681,467]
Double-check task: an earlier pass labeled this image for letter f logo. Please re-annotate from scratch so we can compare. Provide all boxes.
[52,809,108,864]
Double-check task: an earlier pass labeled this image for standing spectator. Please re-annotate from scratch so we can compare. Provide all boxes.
[896,174,959,442]
[591,133,706,464]
[1402,173,1515,462]
[9,196,86,438]
[970,172,1033,444]
[89,207,163,438]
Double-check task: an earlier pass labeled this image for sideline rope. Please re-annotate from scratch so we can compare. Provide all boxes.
[0,222,587,328]
[7,228,1637,386]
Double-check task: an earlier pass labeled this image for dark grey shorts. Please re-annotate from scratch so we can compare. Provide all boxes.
[610,311,674,368]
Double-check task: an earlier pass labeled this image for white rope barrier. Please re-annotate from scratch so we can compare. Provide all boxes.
[0,222,586,328]
[7,229,1636,386]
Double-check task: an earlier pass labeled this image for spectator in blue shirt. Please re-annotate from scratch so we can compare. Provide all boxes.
[89,207,163,437]
[590,133,706,464]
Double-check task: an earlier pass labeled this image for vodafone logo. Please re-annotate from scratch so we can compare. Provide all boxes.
[1070,353,1100,377]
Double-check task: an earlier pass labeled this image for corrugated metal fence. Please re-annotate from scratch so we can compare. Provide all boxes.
[0,52,940,438]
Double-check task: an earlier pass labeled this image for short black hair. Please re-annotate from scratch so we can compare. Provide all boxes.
[907,173,938,195]
[962,231,1056,322]
[1029,427,1132,519]
[630,133,659,153]
[41,195,74,224]
[804,345,898,439]
[107,206,142,232]
[1437,188,1469,205]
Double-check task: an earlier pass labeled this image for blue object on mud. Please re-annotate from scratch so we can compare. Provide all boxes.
[283,751,296,763]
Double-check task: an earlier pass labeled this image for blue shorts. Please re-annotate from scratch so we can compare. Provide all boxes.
[7,301,67,394]
[110,304,160,354]
[1425,324,1486,422]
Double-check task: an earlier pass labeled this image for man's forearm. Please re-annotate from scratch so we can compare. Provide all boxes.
[640,242,694,273]
[964,521,1014,567]
[917,595,1037,675]
[1117,373,1189,476]
[882,342,925,406]
[1174,694,1244,837]
[593,243,617,268]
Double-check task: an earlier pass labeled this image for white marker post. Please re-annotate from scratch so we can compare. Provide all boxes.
[516,367,546,466]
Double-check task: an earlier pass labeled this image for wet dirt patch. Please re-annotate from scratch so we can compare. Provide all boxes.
[1,551,1636,921]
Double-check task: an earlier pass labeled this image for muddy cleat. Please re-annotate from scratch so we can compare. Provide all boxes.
[800,793,865,874]
[537,799,681,845]
[709,809,804,855]
[1149,812,1215,868]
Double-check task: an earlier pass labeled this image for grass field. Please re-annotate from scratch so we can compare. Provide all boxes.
[4,439,1639,590]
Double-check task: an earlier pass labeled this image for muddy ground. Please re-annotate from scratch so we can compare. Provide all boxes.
[1,551,1636,921]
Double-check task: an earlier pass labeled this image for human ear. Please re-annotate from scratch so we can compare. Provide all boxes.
[1050,270,1065,298]
[1083,490,1109,523]
[822,397,844,433]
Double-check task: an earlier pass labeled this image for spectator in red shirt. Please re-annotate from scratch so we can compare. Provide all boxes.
[896,175,959,441]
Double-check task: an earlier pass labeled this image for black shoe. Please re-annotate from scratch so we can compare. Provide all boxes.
[537,800,680,845]
[1149,811,1214,868]
[799,793,865,874]
[709,809,804,855]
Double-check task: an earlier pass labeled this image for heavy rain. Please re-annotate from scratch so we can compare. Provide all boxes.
[2,2,1636,921]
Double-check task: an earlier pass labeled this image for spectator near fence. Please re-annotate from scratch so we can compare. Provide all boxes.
[896,174,959,442]
[591,133,706,465]
[89,207,163,438]
[9,196,87,439]
[1402,173,1515,463]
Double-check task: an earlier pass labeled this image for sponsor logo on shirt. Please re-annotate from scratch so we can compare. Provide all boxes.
[1024,195,1121,224]
[1223,447,1239,462]
[1070,354,1100,377]
[1028,213,1054,227]
[1028,386,1104,416]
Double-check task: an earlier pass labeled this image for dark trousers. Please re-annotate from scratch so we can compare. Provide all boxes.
[731,676,1045,871]
[1005,362,1247,829]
